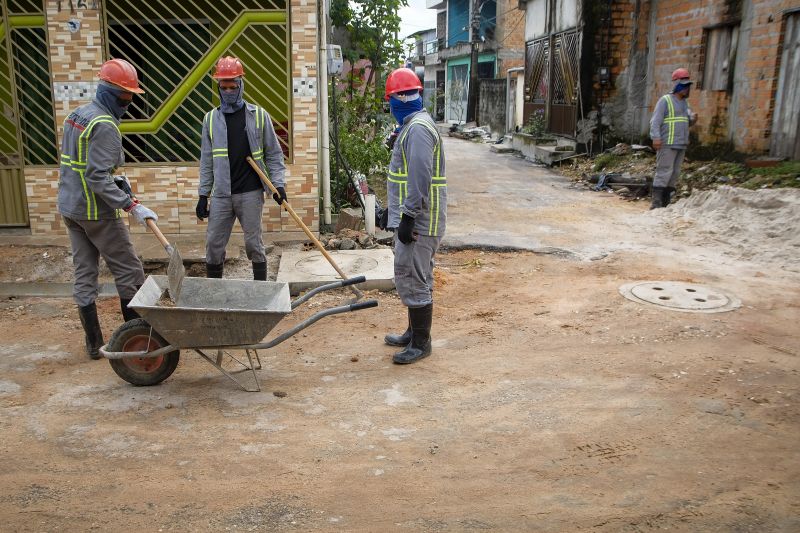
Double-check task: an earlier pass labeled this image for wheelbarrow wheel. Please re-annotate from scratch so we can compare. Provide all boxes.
[107,318,180,386]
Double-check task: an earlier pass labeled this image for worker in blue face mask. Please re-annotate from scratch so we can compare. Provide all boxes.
[382,67,447,365]
[57,58,158,359]
[196,56,287,281]
[649,67,699,208]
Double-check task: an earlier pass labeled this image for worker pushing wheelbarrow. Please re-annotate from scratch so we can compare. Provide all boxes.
[100,275,377,392]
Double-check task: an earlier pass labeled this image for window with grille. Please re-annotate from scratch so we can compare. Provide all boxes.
[702,24,739,92]
[103,0,291,164]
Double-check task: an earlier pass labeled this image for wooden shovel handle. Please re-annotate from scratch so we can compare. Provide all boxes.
[246,157,363,299]
[146,218,171,252]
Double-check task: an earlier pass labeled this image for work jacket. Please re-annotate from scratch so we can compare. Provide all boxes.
[387,110,447,237]
[650,93,696,149]
[57,101,134,220]
[199,102,286,198]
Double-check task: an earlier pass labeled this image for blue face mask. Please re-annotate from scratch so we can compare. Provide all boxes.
[389,93,423,126]
[219,78,245,113]
[673,82,692,95]
[95,82,132,120]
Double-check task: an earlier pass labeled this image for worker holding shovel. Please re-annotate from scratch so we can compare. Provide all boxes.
[195,56,287,281]
[382,67,447,365]
[57,58,158,359]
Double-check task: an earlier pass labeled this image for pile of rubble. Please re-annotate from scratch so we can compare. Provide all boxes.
[314,228,391,251]
[448,122,493,142]
[561,143,800,198]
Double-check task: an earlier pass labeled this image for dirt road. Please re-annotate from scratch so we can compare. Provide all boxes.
[1,139,798,531]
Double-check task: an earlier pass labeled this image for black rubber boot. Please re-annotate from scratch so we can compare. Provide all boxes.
[663,187,675,207]
[393,304,433,365]
[119,298,140,322]
[252,261,267,281]
[384,308,411,346]
[650,187,665,209]
[206,262,224,279]
[78,303,104,360]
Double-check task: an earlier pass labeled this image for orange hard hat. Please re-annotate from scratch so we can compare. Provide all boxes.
[98,58,144,94]
[671,67,692,82]
[385,67,422,100]
[212,56,245,80]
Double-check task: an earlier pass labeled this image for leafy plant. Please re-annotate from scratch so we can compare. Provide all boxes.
[522,109,546,137]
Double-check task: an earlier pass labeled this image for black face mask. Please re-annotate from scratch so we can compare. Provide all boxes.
[96,82,132,120]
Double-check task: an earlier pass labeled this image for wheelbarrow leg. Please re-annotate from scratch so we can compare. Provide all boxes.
[248,349,262,370]
[195,349,261,392]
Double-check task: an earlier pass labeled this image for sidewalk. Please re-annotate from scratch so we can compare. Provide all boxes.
[0,230,305,264]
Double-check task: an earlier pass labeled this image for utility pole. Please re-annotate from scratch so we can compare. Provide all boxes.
[466,0,480,123]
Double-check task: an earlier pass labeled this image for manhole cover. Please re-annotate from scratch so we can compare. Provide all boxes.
[295,254,379,277]
[619,282,741,313]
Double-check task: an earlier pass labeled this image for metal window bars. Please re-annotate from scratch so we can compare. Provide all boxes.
[0,1,58,167]
[103,0,291,164]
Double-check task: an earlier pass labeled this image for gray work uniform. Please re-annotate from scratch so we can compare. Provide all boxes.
[650,93,695,188]
[57,100,144,307]
[387,110,447,308]
[199,102,286,264]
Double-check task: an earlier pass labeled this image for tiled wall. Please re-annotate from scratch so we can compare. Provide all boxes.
[27,0,318,236]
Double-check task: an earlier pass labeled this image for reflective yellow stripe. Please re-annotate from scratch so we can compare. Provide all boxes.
[395,118,446,234]
[663,95,678,145]
[78,115,117,220]
[207,111,215,142]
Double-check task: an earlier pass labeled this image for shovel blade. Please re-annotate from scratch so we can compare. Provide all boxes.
[166,246,185,301]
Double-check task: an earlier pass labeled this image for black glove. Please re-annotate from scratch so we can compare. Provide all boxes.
[384,131,398,151]
[376,206,388,231]
[397,213,416,244]
[272,186,287,206]
[195,195,209,220]
[113,175,134,199]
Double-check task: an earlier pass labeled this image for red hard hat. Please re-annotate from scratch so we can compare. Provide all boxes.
[213,56,245,80]
[671,67,692,81]
[385,67,422,100]
[98,58,144,94]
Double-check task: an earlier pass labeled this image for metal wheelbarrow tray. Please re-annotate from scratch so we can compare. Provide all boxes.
[99,275,377,391]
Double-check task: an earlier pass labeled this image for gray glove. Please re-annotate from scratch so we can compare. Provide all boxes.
[128,203,158,226]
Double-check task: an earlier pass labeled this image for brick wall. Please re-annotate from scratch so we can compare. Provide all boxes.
[600,0,795,153]
[496,0,527,74]
[27,0,318,236]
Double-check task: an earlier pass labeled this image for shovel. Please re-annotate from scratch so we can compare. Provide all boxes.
[145,219,185,302]
[246,157,363,300]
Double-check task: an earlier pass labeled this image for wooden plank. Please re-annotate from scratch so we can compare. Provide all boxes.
[772,14,800,158]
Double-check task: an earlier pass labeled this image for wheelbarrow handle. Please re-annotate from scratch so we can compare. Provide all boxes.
[350,299,378,312]
[341,275,366,287]
[291,276,369,310]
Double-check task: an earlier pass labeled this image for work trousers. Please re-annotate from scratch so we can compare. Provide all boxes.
[63,216,145,307]
[654,147,686,188]
[205,189,266,264]
[394,233,441,308]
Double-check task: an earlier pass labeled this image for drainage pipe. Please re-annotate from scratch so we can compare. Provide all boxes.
[318,0,332,226]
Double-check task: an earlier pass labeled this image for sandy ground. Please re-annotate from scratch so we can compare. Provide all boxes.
[1,140,799,531]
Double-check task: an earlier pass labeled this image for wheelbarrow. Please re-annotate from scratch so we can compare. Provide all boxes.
[99,275,377,391]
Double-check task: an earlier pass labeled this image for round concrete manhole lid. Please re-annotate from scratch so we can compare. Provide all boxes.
[295,254,379,277]
[619,281,741,313]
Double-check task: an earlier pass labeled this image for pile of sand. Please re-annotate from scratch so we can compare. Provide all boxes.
[656,186,800,270]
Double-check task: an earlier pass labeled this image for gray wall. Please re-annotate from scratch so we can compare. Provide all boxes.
[478,78,507,135]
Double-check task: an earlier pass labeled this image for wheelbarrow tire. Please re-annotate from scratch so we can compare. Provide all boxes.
[107,318,180,387]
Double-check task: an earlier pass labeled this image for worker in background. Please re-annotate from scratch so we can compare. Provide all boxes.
[57,58,158,359]
[382,67,447,365]
[649,67,698,209]
[195,56,286,280]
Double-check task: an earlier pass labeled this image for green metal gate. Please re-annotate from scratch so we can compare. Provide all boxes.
[0,0,57,226]
[103,0,291,164]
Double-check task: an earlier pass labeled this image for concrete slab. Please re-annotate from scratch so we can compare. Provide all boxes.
[277,249,395,295]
